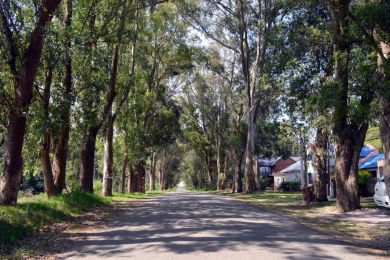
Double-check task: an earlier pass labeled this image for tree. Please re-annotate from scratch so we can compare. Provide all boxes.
[0,0,62,204]
[325,0,376,212]
[179,0,283,193]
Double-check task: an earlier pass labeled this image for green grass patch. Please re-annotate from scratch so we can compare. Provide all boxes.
[0,187,175,256]
[0,191,109,251]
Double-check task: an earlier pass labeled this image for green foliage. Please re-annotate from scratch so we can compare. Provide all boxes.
[258,176,269,191]
[280,181,300,192]
[365,126,383,152]
[358,170,370,196]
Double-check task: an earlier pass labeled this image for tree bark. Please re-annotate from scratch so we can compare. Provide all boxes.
[40,133,59,197]
[216,138,222,189]
[334,125,367,212]
[326,0,372,212]
[135,161,146,193]
[40,64,59,197]
[236,152,243,193]
[128,163,134,193]
[313,128,329,202]
[120,149,129,193]
[378,42,390,194]
[102,113,114,196]
[149,152,157,191]
[244,110,257,193]
[52,0,73,193]
[0,0,62,204]
[80,127,99,193]
[219,156,228,190]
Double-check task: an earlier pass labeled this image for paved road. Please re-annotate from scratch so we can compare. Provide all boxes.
[62,188,385,259]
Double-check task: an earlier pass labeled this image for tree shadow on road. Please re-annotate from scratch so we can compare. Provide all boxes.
[59,192,386,259]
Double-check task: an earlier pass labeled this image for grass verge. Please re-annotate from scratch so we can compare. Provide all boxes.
[0,189,171,255]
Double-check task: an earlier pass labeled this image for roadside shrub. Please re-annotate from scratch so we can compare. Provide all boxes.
[0,191,109,251]
[258,176,268,191]
[280,181,300,192]
[358,170,374,196]
[21,172,44,194]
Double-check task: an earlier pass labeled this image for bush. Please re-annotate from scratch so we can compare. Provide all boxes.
[280,181,300,192]
[258,176,269,191]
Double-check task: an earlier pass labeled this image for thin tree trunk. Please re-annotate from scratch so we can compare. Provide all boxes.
[80,127,99,193]
[120,149,129,193]
[128,163,133,193]
[314,128,329,202]
[52,0,73,193]
[216,138,221,189]
[40,65,59,197]
[236,152,243,193]
[149,152,157,191]
[102,113,114,196]
[244,110,257,193]
[40,133,59,197]
[0,0,62,205]
[135,161,145,193]
[220,156,227,190]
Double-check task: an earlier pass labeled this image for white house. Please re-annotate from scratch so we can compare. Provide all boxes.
[273,160,302,189]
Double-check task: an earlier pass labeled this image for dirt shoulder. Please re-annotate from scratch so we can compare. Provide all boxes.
[214,190,390,255]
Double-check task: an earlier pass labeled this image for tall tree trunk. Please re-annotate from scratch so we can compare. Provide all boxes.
[378,42,390,195]
[204,151,215,188]
[80,127,99,193]
[244,110,257,193]
[326,0,371,212]
[102,113,114,196]
[52,0,73,193]
[149,152,157,191]
[128,163,133,193]
[0,0,62,205]
[314,128,329,202]
[236,152,243,193]
[334,126,367,212]
[135,161,145,193]
[40,65,59,197]
[219,156,228,190]
[216,138,222,189]
[120,149,129,193]
[40,133,59,197]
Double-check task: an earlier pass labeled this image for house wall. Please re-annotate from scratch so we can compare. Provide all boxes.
[274,171,301,188]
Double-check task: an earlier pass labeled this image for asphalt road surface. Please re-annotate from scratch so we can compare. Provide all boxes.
[61,188,385,259]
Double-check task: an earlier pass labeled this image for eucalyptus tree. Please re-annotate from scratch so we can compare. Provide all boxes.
[70,0,137,193]
[281,0,333,201]
[0,0,62,204]
[349,0,390,198]
[118,2,188,193]
[324,0,378,212]
[179,0,286,192]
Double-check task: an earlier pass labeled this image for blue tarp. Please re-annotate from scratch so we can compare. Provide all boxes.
[359,154,384,170]
[360,145,373,157]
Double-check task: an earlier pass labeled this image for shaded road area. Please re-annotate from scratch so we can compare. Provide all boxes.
[61,188,384,259]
